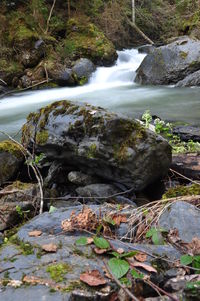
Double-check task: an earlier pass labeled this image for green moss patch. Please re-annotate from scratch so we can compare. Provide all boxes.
[46,263,72,282]
[163,184,200,199]
[0,140,24,159]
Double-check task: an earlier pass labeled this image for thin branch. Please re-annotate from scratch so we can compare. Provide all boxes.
[170,168,200,186]
[45,0,57,34]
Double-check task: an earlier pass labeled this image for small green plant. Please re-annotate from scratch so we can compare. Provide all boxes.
[142,110,152,128]
[16,205,30,219]
[180,254,200,273]
[146,227,168,245]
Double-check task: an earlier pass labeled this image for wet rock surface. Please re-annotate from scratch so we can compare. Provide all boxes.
[0,205,182,301]
[173,126,200,142]
[22,100,171,192]
[135,37,200,85]
[159,201,200,242]
[172,153,200,180]
[176,69,200,87]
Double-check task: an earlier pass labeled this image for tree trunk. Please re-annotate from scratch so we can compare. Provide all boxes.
[67,0,71,18]
[132,0,135,24]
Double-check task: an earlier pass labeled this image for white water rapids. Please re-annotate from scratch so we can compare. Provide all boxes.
[0,48,200,140]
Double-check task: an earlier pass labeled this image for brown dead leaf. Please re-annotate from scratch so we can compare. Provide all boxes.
[94,248,108,255]
[134,253,147,262]
[112,214,127,226]
[61,207,99,232]
[131,261,157,273]
[28,230,42,237]
[184,237,200,255]
[80,270,107,286]
[42,243,58,253]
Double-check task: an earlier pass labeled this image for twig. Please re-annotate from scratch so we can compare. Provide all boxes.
[104,260,140,301]
[0,78,7,85]
[45,0,57,34]
[44,63,49,83]
[0,267,15,274]
[0,79,52,100]
[170,168,200,186]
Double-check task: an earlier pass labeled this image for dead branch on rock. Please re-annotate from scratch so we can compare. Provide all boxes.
[45,0,57,34]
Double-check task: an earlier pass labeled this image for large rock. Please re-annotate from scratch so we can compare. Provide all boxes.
[176,70,200,87]
[22,101,171,191]
[72,58,95,84]
[171,153,200,181]
[0,140,24,186]
[159,201,200,242]
[173,126,200,142]
[0,205,181,300]
[135,37,200,85]
[48,64,75,87]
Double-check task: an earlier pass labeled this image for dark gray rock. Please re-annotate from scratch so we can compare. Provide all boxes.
[21,49,44,68]
[135,37,200,85]
[172,154,200,181]
[176,70,200,87]
[173,126,200,142]
[68,171,100,186]
[0,205,182,300]
[22,101,171,192]
[72,58,95,83]
[159,201,200,242]
[0,181,39,230]
[76,184,119,199]
[0,141,24,186]
[20,75,32,88]
[138,45,155,54]
[49,65,75,86]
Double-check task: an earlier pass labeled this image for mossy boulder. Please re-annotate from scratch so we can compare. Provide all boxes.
[0,140,24,186]
[135,36,200,85]
[59,17,117,66]
[0,181,39,230]
[22,100,171,191]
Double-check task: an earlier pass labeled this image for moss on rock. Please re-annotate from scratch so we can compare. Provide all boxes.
[0,140,24,159]
[163,184,200,199]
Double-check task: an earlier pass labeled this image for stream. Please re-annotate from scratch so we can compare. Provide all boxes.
[0,48,200,141]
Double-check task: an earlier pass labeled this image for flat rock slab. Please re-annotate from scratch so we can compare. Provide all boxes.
[173,126,200,142]
[172,153,200,180]
[0,205,181,300]
[159,201,200,242]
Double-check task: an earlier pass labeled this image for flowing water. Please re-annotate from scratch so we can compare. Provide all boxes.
[0,48,200,141]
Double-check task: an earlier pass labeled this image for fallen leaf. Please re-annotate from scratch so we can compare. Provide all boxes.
[80,270,107,286]
[61,207,99,232]
[112,214,127,226]
[87,238,94,244]
[185,237,200,256]
[134,253,147,262]
[130,261,157,273]
[28,230,42,237]
[42,243,58,253]
[94,247,108,254]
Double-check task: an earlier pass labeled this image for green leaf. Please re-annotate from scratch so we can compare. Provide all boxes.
[152,231,164,245]
[146,228,154,238]
[108,258,129,279]
[120,277,132,288]
[49,206,57,213]
[109,251,120,258]
[103,216,115,226]
[180,255,193,266]
[75,237,88,246]
[131,269,144,279]
[93,237,110,249]
[120,251,138,258]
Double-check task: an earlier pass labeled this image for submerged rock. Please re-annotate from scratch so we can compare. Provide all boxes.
[0,140,24,186]
[22,100,171,191]
[135,37,200,85]
[159,201,200,242]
